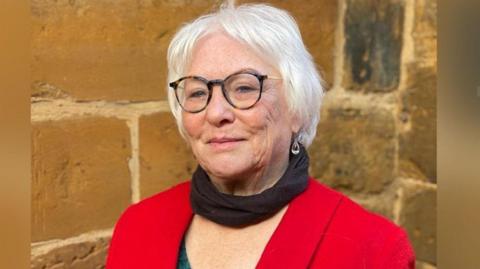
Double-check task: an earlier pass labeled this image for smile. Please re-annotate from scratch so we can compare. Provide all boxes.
[207,138,245,151]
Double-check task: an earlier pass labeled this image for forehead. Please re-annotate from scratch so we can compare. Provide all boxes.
[188,32,276,78]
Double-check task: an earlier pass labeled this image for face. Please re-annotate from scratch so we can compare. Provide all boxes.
[182,32,299,186]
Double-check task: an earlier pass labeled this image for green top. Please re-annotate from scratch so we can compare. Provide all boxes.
[177,238,191,269]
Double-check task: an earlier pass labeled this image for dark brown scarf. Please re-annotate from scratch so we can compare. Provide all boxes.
[190,145,309,227]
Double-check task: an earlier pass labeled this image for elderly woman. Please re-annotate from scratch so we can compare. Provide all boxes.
[106,2,414,269]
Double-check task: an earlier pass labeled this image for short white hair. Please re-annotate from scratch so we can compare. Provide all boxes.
[167,1,324,147]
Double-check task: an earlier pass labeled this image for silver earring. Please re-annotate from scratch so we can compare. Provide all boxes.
[291,139,300,155]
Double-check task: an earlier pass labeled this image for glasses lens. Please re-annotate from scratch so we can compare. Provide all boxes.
[224,73,261,109]
[175,78,209,112]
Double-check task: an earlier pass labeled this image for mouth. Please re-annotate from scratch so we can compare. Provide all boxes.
[207,137,245,150]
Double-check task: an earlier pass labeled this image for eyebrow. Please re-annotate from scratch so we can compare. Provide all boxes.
[235,67,262,74]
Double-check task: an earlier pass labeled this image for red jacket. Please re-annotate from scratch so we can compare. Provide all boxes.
[106,178,415,268]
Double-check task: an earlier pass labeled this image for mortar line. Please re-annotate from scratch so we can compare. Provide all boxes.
[332,0,346,91]
[31,99,171,122]
[399,0,416,90]
[392,186,404,224]
[391,0,416,179]
[127,117,141,203]
[395,0,416,130]
[401,177,437,189]
[31,228,113,258]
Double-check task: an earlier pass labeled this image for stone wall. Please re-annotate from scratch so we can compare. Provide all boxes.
[31,0,437,268]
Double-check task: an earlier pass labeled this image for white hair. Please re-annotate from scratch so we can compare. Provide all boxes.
[167,1,324,147]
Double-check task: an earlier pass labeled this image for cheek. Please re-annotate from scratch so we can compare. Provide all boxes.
[247,101,287,147]
[262,97,289,131]
[182,114,202,138]
[261,97,294,144]
[182,115,204,161]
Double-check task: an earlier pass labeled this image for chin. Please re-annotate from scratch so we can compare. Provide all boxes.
[202,156,253,180]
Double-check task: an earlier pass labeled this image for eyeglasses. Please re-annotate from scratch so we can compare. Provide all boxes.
[169,70,280,113]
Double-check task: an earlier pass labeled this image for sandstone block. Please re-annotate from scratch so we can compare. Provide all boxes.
[32,117,131,242]
[309,95,396,193]
[398,180,436,264]
[343,0,404,91]
[139,112,196,199]
[399,65,436,182]
[31,0,217,101]
[350,191,396,221]
[31,237,110,269]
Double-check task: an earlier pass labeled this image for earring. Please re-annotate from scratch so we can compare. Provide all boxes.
[291,138,300,155]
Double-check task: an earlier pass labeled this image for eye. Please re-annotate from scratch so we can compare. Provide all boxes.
[235,85,258,93]
[187,89,208,99]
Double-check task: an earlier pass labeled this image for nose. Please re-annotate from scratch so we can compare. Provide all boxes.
[204,85,235,127]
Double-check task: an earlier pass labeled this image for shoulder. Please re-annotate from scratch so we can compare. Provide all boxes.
[305,179,415,268]
[305,179,407,238]
[116,180,191,227]
[106,181,192,268]
[132,181,191,214]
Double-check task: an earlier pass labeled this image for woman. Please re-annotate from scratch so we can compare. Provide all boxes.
[106,2,415,269]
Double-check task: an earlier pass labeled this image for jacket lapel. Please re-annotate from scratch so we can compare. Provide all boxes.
[256,178,343,269]
[153,182,193,269]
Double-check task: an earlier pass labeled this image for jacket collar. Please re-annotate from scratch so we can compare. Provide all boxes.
[257,178,343,268]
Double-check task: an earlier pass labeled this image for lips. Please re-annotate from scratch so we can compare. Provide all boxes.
[207,137,245,150]
[208,137,244,143]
